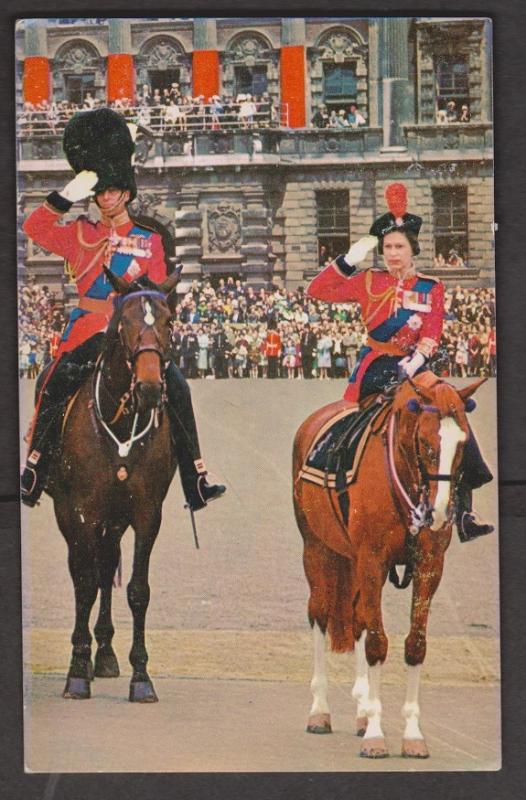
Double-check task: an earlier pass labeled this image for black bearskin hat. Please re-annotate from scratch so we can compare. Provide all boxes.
[63,107,137,200]
[369,183,422,255]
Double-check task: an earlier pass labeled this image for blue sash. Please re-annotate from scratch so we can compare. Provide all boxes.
[86,225,153,300]
[368,278,435,343]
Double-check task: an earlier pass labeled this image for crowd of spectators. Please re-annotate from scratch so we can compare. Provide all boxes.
[17,84,280,137]
[18,279,66,378]
[311,102,367,129]
[18,275,496,380]
[436,100,471,124]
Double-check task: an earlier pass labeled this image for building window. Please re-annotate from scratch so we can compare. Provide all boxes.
[323,62,358,113]
[65,74,96,105]
[148,68,180,94]
[316,190,350,266]
[234,66,268,98]
[435,55,470,119]
[433,187,468,267]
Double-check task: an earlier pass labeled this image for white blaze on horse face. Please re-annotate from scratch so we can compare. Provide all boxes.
[143,300,155,326]
[430,416,467,531]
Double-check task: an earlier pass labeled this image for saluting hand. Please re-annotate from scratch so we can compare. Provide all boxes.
[59,170,99,203]
[344,235,378,267]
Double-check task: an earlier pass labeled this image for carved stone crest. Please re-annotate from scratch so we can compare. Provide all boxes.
[228,33,271,66]
[57,42,98,73]
[145,38,183,70]
[319,30,359,62]
[207,203,241,253]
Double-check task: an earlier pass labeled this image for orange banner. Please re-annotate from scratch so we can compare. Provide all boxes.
[192,50,220,100]
[107,54,135,103]
[280,45,306,128]
[23,57,50,105]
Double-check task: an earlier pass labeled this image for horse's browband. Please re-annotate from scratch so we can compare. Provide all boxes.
[113,290,166,308]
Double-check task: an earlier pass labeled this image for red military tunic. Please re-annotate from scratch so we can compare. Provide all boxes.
[24,201,168,357]
[265,330,282,358]
[307,258,444,402]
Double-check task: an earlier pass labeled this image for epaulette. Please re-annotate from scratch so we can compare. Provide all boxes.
[416,271,441,284]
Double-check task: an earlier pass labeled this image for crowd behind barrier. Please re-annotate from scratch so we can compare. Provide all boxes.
[17,84,474,137]
[19,275,496,381]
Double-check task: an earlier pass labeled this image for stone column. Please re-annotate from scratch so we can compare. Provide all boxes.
[107,19,134,102]
[378,17,414,149]
[192,18,220,100]
[280,19,306,128]
[23,20,50,104]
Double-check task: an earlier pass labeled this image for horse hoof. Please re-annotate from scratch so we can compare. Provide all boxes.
[129,680,158,703]
[356,716,368,737]
[360,737,389,758]
[306,713,332,734]
[94,651,120,678]
[63,676,91,699]
[402,739,429,759]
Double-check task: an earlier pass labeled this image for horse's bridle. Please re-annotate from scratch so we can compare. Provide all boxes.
[115,291,171,373]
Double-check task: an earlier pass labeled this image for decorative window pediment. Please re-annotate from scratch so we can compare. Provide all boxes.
[138,36,186,70]
[54,40,100,73]
[225,32,273,66]
[315,27,367,63]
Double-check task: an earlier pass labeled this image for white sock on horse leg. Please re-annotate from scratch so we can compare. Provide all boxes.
[310,622,330,715]
[402,664,424,740]
[352,629,369,718]
[362,662,385,740]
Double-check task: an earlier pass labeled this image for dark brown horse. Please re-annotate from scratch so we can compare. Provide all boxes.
[47,269,179,702]
[293,373,486,757]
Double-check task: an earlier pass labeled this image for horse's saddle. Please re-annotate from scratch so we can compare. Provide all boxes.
[300,398,391,491]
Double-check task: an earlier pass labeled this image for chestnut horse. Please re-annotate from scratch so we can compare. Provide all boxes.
[292,373,485,758]
[47,269,179,702]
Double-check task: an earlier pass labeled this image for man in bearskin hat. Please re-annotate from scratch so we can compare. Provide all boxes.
[21,107,225,512]
[307,183,493,543]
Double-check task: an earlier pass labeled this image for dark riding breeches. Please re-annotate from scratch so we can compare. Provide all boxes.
[23,334,205,504]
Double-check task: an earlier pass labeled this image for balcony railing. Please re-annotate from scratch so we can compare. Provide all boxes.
[16,108,493,165]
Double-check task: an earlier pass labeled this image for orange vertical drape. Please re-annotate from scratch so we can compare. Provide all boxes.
[192,50,220,100]
[23,57,50,105]
[107,54,135,103]
[280,45,306,128]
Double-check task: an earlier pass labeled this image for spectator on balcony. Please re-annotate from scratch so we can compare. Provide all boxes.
[433,252,447,268]
[83,92,96,109]
[151,89,163,129]
[327,109,341,128]
[209,95,224,130]
[138,84,153,107]
[169,83,181,103]
[459,104,471,123]
[436,109,448,124]
[136,102,152,128]
[164,99,182,132]
[448,248,464,268]
[238,94,257,129]
[347,103,366,128]
[446,100,458,122]
[312,103,329,129]
[18,102,34,136]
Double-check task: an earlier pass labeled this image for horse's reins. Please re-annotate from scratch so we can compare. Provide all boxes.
[93,291,169,459]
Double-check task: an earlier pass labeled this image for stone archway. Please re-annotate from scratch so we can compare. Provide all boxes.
[136,35,191,98]
[52,39,105,104]
[308,26,369,122]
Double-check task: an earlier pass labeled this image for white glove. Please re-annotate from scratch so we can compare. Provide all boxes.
[343,235,378,267]
[59,170,99,203]
[398,351,426,379]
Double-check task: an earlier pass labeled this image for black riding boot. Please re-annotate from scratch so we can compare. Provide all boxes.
[165,363,226,511]
[20,335,103,507]
[456,429,494,543]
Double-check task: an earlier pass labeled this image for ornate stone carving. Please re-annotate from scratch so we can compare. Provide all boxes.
[56,41,99,73]
[207,203,241,253]
[129,192,164,217]
[143,37,184,70]
[134,135,155,164]
[317,28,366,63]
[227,33,271,66]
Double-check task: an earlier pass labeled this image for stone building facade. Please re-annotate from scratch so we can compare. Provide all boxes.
[16,17,494,297]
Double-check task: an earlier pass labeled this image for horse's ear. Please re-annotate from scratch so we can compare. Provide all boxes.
[458,377,487,401]
[158,268,181,296]
[103,265,132,295]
